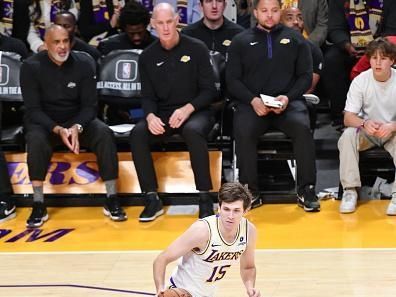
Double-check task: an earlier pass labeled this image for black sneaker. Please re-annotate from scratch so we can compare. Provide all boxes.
[297,185,320,212]
[199,193,214,219]
[103,196,127,221]
[139,193,164,222]
[26,202,48,228]
[0,200,16,223]
[250,191,263,209]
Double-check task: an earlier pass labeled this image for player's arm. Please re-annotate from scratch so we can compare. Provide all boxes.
[153,220,209,295]
[240,222,261,297]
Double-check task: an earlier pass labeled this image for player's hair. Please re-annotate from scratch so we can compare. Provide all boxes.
[55,10,77,24]
[119,0,151,29]
[365,37,396,60]
[218,182,252,210]
[253,0,281,9]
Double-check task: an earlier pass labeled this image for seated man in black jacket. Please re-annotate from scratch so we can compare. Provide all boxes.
[98,0,157,56]
[182,0,244,57]
[130,3,217,222]
[20,25,127,228]
[227,0,319,212]
[0,33,28,223]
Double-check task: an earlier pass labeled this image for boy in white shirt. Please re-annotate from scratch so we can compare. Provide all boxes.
[338,37,396,215]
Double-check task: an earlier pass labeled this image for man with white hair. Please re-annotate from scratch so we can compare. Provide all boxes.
[130,3,217,221]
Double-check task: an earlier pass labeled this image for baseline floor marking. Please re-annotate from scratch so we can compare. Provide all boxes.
[2,248,396,255]
[0,284,155,296]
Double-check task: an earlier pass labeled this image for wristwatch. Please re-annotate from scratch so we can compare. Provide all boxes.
[75,124,83,134]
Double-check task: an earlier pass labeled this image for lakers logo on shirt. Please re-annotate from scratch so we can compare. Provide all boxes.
[280,38,290,44]
[180,55,191,63]
[222,40,231,47]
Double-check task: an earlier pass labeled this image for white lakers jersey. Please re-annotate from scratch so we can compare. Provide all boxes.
[170,215,249,297]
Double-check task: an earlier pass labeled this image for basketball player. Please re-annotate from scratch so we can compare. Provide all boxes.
[153,182,261,297]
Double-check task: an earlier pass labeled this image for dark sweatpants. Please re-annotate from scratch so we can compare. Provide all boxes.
[0,102,13,195]
[233,100,316,192]
[129,110,214,192]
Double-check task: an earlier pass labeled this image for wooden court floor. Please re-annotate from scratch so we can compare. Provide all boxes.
[1,199,396,296]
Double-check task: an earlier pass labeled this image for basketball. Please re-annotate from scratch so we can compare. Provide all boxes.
[161,288,192,297]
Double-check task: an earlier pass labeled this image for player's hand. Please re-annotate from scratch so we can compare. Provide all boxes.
[251,97,270,116]
[68,125,80,154]
[270,95,288,114]
[58,127,73,152]
[110,4,121,28]
[374,122,394,139]
[344,42,359,57]
[169,103,194,129]
[147,113,165,135]
[156,289,165,297]
[247,287,261,297]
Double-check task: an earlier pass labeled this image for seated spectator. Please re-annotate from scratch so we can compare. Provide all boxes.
[54,11,100,60]
[0,102,14,223]
[27,0,78,52]
[322,0,396,126]
[78,0,124,46]
[0,32,29,224]
[280,0,328,47]
[20,25,127,228]
[338,38,396,215]
[0,32,28,224]
[281,6,323,94]
[182,0,244,57]
[98,0,156,55]
[129,3,217,222]
[350,36,396,80]
[227,0,320,212]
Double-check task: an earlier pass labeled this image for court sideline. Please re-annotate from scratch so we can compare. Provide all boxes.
[1,199,396,296]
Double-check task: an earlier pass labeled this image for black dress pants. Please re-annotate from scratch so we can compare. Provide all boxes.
[0,102,13,195]
[25,118,119,181]
[233,100,316,192]
[129,110,214,192]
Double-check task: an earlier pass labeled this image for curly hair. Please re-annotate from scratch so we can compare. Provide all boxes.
[119,0,151,29]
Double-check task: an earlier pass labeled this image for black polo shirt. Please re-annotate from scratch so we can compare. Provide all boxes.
[20,51,97,132]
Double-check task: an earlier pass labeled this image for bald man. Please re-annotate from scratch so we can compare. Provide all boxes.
[129,3,217,221]
[20,25,127,228]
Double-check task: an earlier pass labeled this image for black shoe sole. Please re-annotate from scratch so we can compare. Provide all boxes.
[297,200,320,212]
[139,209,164,222]
[0,212,16,223]
[26,214,49,228]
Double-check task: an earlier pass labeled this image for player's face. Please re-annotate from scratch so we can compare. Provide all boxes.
[201,0,226,22]
[218,200,246,230]
[281,7,304,33]
[370,51,394,79]
[254,0,281,31]
[151,8,179,44]
[45,28,70,65]
[125,24,147,46]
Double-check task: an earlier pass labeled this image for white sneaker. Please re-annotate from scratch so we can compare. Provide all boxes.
[386,194,396,216]
[340,189,358,213]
